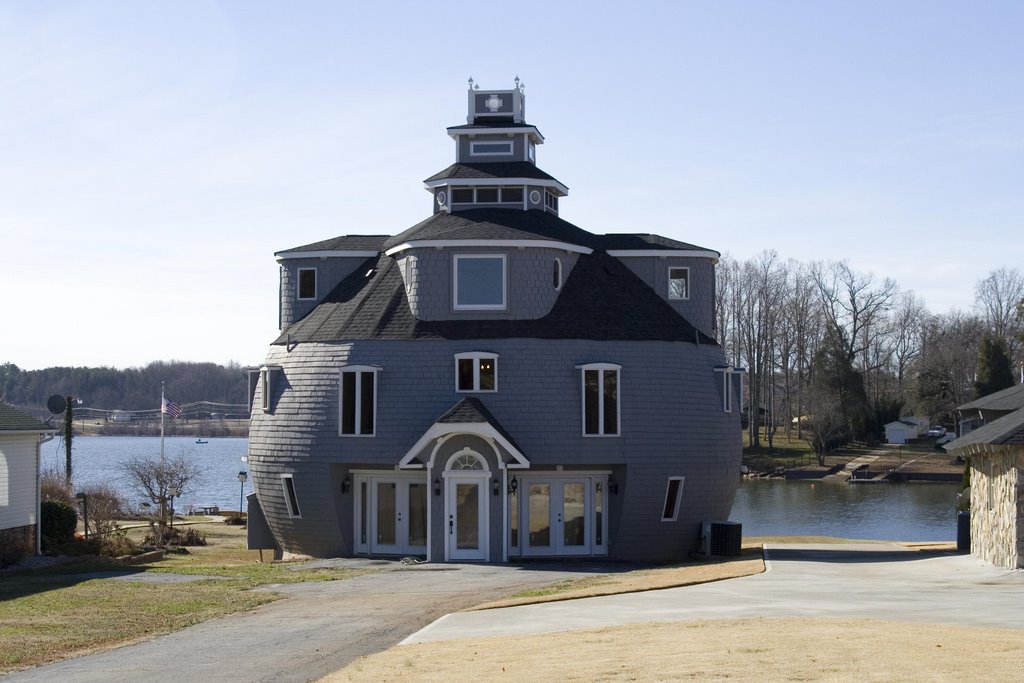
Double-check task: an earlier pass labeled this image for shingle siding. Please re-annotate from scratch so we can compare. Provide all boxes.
[615,256,717,339]
[279,257,377,330]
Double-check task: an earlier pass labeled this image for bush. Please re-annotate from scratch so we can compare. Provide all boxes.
[100,530,141,557]
[40,466,74,506]
[0,543,25,569]
[78,483,125,537]
[40,501,77,551]
[145,525,207,547]
[224,514,247,526]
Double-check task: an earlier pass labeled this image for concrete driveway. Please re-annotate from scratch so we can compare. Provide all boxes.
[0,559,605,683]
[404,543,1024,644]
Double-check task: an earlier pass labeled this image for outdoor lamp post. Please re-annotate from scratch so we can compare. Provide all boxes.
[238,470,248,515]
[75,492,88,540]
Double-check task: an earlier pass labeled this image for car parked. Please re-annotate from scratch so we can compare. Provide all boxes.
[928,425,947,437]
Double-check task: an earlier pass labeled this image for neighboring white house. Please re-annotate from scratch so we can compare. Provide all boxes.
[900,416,929,437]
[884,420,919,445]
[0,404,55,564]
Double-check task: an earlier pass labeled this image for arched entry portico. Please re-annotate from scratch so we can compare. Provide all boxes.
[443,448,489,561]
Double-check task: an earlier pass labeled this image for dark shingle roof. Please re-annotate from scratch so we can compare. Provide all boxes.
[437,397,523,455]
[447,123,539,131]
[383,209,598,252]
[424,163,561,184]
[0,404,53,432]
[945,407,1024,451]
[598,233,718,254]
[276,235,389,256]
[275,250,716,346]
[956,383,1024,413]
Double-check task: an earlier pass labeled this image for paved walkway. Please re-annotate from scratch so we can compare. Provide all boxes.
[1,560,606,683]
[404,543,1024,644]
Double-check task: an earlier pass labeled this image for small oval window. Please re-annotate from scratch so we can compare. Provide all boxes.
[553,258,562,291]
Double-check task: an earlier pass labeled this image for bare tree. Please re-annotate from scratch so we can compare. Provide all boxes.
[888,291,926,396]
[811,261,897,365]
[122,454,203,546]
[975,267,1024,366]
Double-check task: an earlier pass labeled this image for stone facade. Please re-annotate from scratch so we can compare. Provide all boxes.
[967,446,1024,569]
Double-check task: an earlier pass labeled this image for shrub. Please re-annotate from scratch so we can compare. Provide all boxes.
[100,530,140,557]
[224,514,247,526]
[145,525,207,547]
[78,483,125,537]
[0,543,25,569]
[40,466,74,506]
[40,501,77,551]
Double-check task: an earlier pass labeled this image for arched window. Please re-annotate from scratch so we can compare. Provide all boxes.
[447,450,486,471]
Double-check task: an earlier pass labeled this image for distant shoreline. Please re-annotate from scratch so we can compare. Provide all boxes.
[68,418,249,438]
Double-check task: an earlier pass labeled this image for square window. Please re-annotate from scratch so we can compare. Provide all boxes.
[452,188,474,203]
[669,267,689,300]
[476,187,499,203]
[454,255,506,310]
[298,268,317,300]
[455,353,498,392]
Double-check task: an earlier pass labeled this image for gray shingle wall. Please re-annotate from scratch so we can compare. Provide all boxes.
[249,336,740,562]
[397,247,579,321]
[279,257,375,330]
[615,256,717,339]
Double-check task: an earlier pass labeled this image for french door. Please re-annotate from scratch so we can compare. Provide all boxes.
[516,476,607,557]
[446,474,487,561]
[354,475,428,556]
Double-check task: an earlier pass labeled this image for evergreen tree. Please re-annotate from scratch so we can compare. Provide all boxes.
[975,336,1015,399]
[808,334,870,463]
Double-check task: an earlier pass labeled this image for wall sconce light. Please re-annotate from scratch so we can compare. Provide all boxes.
[608,476,619,495]
[595,481,602,493]
[341,474,351,494]
[433,478,441,496]
[507,474,519,495]
[492,478,501,496]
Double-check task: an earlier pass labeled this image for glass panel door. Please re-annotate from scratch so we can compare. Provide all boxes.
[527,482,552,552]
[448,476,487,561]
[362,477,428,556]
[562,482,586,548]
[407,482,427,548]
[376,482,397,547]
[456,483,479,550]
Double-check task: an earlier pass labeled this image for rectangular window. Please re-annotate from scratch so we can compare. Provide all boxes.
[475,187,499,203]
[282,475,301,518]
[661,477,684,521]
[723,371,733,413]
[668,267,689,300]
[454,255,506,310]
[452,188,474,203]
[340,367,377,436]
[528,142,536,162]
[455,352,498,392]
[544,191,558,211]
[470,141,513,156]
[578,364,620,436]
[500,187,523,203]
[260,369,270,412]
[298,268,317,300]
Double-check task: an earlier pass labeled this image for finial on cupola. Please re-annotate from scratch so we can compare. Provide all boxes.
[514,75,520,89]
[468,76,474,89]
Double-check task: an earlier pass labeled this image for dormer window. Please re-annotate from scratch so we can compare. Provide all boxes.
[668,267,689,300]
[298,268,317,300]
[453,255,506,310]
[470,141,513,156]
[455,352,498,392]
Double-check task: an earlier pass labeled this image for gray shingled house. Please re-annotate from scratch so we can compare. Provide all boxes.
[247,81,743,563]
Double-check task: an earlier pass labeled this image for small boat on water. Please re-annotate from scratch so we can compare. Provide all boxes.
[195,439,209,445]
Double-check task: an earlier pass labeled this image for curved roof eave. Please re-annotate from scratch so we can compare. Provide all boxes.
[384,239,593,257]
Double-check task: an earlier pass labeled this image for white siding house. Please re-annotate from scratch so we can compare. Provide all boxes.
[0,405,55,563]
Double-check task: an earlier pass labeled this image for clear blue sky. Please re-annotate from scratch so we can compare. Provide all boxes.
[2,1,1021,371]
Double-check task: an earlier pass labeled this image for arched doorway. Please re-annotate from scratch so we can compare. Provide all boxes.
[443,448,489,561]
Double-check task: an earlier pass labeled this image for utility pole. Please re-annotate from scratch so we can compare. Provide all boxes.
[64,395,74,487]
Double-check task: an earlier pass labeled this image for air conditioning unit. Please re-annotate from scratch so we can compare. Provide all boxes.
[702,520,742,557]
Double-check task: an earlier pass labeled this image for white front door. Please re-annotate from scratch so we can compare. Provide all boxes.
[446,475,487,561]
[519,476,608,557]
[355,475,428,556]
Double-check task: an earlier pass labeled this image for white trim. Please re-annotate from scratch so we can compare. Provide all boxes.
[280,474,301,518]
[513,474,611,557]
[714,366,747,414]
[339,365,382,437]
[423,177,568,195]
[668,266,689,301]
[297,267,317,301]
[275,250,379,261]
[455,352,499,393]
[607,249,721,262]
[660,476,685,522]
[469,140,514,156]
[575,363,622,437]
[447,126,544,143]
[398,423,530,470]
[386,239,591,257]
[453,254,507,311]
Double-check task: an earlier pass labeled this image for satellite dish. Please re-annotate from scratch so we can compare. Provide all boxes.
[47,394,67,415]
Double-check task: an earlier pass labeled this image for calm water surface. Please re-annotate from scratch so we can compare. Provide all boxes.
[41,435,250,511]
[731,479,960,541]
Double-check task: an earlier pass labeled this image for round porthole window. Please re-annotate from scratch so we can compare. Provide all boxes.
[529,190,542,204]
[436,190,447,207]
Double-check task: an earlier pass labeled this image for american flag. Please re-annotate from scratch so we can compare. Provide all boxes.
[161,397,183,418]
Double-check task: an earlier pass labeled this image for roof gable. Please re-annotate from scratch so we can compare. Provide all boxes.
[956,383,1024,412]
[0,404,53,432]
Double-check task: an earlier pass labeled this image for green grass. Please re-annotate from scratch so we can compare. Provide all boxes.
[741,429,884,472]
[0,521,368,674]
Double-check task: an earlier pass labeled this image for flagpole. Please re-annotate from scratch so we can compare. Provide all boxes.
[160,380,166,466]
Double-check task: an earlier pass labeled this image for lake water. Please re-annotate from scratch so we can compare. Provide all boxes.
[44,436,961,540]
[41,435,250,512]
[731,479,960,541]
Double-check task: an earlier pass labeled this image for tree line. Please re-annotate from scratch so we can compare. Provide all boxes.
[716,256,1024,461]
[0,360,250,413]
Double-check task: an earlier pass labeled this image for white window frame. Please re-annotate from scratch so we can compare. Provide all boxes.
[339,365,381,437]
[668,266,689,300]
[575,363,621,437]
[470,140,514,156]
[297,267,317,301]
[661,476,685,521]
[714,366,744,413]
[453,254,507,311]
[553,258,563,291]
[281,474,301,518]
[474,186,500,203]
[260,368,270,413]
[455,352,499,393]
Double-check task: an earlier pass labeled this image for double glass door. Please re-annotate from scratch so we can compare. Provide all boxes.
[356,476,428,556]
[516,476,607,556]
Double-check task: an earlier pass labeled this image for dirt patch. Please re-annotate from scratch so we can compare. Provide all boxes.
[326,617,1024,682]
